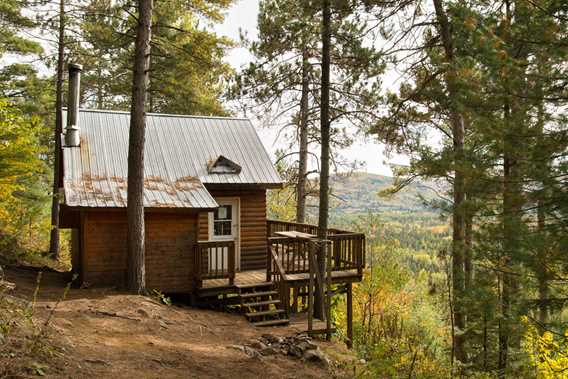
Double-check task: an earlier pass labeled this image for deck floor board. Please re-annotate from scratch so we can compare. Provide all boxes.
[201,269,361,290]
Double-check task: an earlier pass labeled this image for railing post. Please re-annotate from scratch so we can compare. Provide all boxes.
[266,239,272,282]
[358,235,365,275]
[228,241,235,285]
[326,239,332,341]
[194,245,203,289]
[308,240,314,334]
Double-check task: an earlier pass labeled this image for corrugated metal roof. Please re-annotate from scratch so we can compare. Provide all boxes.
[62,109,282,209]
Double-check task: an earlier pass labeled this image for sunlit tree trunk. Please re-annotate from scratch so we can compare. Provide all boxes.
[49,0,66,259]
[127,0,153,294]
[432,0,467,364]
[315,0,331,319]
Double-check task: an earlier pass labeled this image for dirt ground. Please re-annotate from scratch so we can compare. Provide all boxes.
[2,266,357,379]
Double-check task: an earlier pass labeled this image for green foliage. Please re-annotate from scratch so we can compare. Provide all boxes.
[0,99,51,256]
[151,289,172,306]
[75,0,234,115]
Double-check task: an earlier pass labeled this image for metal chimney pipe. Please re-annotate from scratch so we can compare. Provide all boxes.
[64,63,82,147]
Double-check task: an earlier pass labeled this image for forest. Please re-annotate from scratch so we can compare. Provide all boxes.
[0,0,567,378]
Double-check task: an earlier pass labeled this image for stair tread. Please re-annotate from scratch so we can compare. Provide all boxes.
[242,299,280,307]
[253,318,290,327]
[240,290,278,298]
[236,282,273,289]
[245,309,285,317]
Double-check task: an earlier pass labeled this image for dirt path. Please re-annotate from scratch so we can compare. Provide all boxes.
[3,267,355,378]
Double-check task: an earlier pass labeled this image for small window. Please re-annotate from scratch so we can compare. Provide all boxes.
[213,205,232,236]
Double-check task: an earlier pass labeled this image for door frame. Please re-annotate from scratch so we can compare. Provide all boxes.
[208,197,241,270]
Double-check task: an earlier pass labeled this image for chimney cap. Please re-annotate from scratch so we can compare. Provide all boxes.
[68,63,83,72]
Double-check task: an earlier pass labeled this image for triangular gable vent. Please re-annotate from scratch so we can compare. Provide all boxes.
[207,155,242,174]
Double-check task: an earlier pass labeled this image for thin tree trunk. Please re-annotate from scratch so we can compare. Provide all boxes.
[127,0,153,294]
[535,84,549,325]
[296,51,310,224]
[315,0,331,320]
[537,198,548,324]
[432,0,467,364]
[500,101,523,376]
[96,59,103,109]
[499,2,525,371]
[465,193,473,293]
[49,0,66,259]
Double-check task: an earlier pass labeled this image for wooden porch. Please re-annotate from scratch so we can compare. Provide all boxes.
[192,219,365,338]
[193,219,366,294]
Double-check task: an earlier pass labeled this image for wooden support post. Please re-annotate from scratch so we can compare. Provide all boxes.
[312,241,326,321]
[347,282,353,349]
[228,241,235,286]
[326,240,332,341]
[308,240,314,334]
[266,239,272,282]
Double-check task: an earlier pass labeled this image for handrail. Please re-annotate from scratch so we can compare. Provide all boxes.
[269,246,288,281]
[267,219,355,236]
[268,245,290,317]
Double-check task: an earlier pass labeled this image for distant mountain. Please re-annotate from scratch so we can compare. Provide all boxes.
[324,173,440,215]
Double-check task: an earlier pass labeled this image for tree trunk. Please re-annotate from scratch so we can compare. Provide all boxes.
[465,192,473,293]
[127,0,153,294]
[432,0,467,364]
[499,2,525,371]
[315,0,331,320]
[49,0,66,259]
[535,82,549,326]
[296,51,310,224]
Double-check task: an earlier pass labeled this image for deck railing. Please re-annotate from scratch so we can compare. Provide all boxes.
[267,220,366,275]
[194,240,236,286]
[267,219,352,237]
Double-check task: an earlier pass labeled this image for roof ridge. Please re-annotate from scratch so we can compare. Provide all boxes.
[65,107,250,121]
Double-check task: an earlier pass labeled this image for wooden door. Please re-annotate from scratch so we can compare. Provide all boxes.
[208,198,240,271]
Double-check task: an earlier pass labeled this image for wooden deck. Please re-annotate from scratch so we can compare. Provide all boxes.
[201,269,361,291]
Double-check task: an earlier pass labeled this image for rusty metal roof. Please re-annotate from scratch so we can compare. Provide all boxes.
[62,109,282,208]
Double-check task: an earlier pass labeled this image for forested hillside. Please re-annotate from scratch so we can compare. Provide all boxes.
[327,173,438,214]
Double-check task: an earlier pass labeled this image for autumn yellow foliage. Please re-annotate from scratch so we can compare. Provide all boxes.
[523,316,568,378]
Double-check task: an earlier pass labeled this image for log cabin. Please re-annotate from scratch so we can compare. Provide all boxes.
[59,64,365,335]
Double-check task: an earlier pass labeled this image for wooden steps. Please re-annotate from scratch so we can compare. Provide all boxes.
[237,283,289,327]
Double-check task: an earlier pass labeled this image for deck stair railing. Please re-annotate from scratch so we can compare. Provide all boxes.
[267,245,290,318]
[194,240,236,287]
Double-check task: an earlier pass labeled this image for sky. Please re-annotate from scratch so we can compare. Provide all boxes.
[214,0,409,176]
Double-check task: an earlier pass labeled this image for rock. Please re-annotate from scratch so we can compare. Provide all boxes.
[303,348,330,368]
[243,346,262,359]
[297,341,317,351]
[227,344,245,352]
[259,346,279,356]
[248,340,267,350]
[288,344,303,358]
[137,308,150,318]
[359,358,366,364]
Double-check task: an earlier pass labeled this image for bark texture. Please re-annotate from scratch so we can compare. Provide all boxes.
[296,51,310,224]
[49,0,65,259]
[432,0,467,363]
[315,0,331,319]
[127,0,153,294]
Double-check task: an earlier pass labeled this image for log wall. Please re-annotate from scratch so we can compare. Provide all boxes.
[80,211,197,292]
